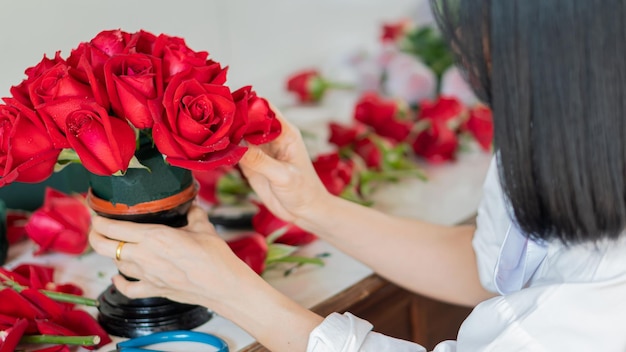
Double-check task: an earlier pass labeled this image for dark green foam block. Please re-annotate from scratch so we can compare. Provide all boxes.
[88,145,193,206]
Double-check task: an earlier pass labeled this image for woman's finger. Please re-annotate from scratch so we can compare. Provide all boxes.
[112,274,156,299]
[91,215,162,243]
[239,145,291,184]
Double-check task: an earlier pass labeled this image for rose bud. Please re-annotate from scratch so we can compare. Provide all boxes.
[226,233,268,275]
[65,102,136,176]
[25,188,91,255]
[252,203,317,246]
[286,69,326,104]
[27,62,99,149]
[104,53,164,129]
[380,19,412,44]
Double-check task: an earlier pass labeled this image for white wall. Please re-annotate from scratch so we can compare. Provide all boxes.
[0,0,432,107]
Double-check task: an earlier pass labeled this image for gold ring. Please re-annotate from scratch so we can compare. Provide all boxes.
[115,241,126,261]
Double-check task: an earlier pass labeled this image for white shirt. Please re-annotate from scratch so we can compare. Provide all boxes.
[307,159,626,351]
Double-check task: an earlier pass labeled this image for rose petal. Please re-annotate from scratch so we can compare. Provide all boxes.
[0,318,28,352]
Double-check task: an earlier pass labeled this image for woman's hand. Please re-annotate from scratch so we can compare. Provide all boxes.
[239,107,331,224]
[88,205,255,309]
[89,205,325,351]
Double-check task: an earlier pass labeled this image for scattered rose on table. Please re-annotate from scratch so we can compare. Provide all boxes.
[24,188,90,255]
[0,264,110,351]
[252,203,317,246]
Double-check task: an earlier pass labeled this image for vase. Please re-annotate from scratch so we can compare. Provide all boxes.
[86,143,211,338]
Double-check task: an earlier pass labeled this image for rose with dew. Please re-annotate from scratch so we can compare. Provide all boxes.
[103,53,164,129]
[26,60,109,149]
[0,101,61,187]
[153,72,249,171]
[65,102,136,176]
[25,188,91,255]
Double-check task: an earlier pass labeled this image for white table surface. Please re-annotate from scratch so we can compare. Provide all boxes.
[4,98,492,351]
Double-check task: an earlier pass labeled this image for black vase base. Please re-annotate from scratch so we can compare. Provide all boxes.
[97,284,212,338]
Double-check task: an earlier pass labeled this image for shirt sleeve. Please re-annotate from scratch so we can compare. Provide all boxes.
[307,312,460,352]
[472,157,512,293]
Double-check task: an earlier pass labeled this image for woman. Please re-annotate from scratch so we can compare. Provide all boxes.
[89,0,626,350]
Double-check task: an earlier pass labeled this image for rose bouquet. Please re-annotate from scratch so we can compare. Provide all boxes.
[0,28,280,188]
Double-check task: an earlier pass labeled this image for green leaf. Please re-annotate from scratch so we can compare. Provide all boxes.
[266,243,299,262]
[265,225,290,245]
[126,155,151,171]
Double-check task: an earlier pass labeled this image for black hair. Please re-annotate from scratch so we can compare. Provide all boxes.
[431,0,626,244]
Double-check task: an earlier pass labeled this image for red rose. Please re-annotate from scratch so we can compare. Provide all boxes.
[65,30,133,106]
[412,119,459,163]
[328,122,367,148]
[151,34,209,82]
[418,96,464,122]
[27,62,97,148]
[24,188,91,255]
[252,203,316,246]
[103,53,164,129]
[65,102,136,176]
[128,30,158,54]
[463,105,494,151]
[226,233,268,275]
[286,69,324,103]
[153,75,248,171]
[354,137,383,170]
[312,152,355,196]
[354,92,412,142]
[380,19,411,43]
[89,29,132,57]
[233,86,281,144]
[10,52,65,109]
[67,44,111,110]
[0,101,60,187]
